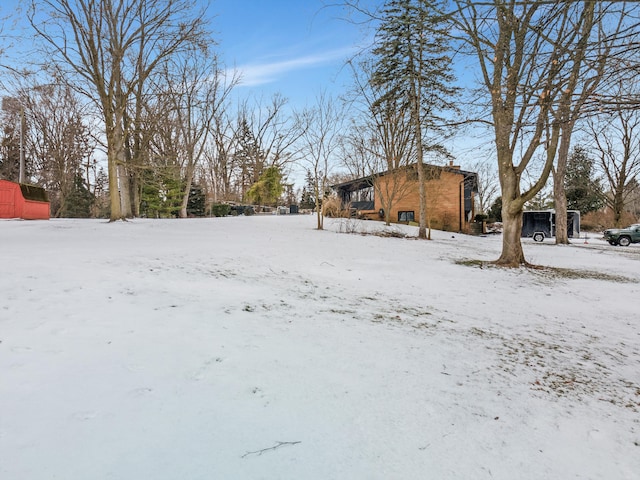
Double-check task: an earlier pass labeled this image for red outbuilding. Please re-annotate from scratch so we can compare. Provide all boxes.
[0,179,50,220]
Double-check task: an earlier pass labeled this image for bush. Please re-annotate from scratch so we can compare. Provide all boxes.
[581,209,638,231]
[211,203,231,217]
[322,196,345,218]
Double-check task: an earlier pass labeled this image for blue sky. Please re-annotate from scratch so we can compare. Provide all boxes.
[0,0,377,186]
[0,0,485,174]
[210,0,370,107]
[0,0,371,109]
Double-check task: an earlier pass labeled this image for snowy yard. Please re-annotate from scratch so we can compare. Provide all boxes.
[1,215,639,480]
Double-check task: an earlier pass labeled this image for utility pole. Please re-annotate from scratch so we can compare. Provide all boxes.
[19,105,25,183]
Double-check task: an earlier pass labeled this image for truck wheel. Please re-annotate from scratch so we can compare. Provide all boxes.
[618,236,631,247]
[608,240,617,246]
[533,232,545,242]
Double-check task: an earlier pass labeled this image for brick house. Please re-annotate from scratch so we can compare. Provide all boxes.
[333,162,478,232]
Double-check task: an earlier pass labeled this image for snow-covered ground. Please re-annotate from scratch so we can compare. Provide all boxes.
[1,215,639,480]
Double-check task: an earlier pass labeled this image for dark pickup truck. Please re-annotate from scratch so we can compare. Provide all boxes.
[603,224,640,246]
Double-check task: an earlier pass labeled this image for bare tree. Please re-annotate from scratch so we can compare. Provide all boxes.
[550,2,636,244]
[469,159,498,217]
[235,94,304,198]
[28,0,210,221]
[452,1,611,265]
[589,98,640,227]
[22,80,95,216]
[345,58,416,226]
[338,122,371,181]
[298,92,345,230]
[201,111,231,204]
[205,109,239,203]
[158,48,237,218]
[0,6,18,76]
[0,12,7,68]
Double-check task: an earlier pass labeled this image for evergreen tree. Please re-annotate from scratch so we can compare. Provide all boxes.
[186,183,206,217]
[234,119,265,201]
[299,187,314,210]
[59,174,95,218]
[93,167,110,218]
[565,146,604,214]
[488,197,502,222]
[299,170,316,209]
[371,0,458,239]
[140,167,183,218]
[246,166,284,207]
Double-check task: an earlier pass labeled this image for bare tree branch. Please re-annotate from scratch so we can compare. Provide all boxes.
[241,441,301,459]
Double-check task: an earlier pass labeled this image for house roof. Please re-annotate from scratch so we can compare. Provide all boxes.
[332,163,479,193]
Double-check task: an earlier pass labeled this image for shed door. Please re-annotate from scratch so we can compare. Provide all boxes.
[0,184,16,217]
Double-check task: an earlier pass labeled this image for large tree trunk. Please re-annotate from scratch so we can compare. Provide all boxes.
[107,151,121,221]
[118,163,132,218]
[412,93,427,239]
[114,86,132,219]
[417,164,427,239]
[314,179,323,230]
[107,122,125,221]
[132,170,141,217]
[497,205,526,266]
[554,131,571,244]
[315,199,323,230]
[179,178,192,218]
[554,179,569,244]
[495,147,527,266]
[179,165,196,218]
[613,187,625,227]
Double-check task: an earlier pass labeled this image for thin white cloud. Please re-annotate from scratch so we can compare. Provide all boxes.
[233,46,357,87]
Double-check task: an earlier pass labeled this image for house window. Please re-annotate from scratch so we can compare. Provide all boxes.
[398,211,414,222]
